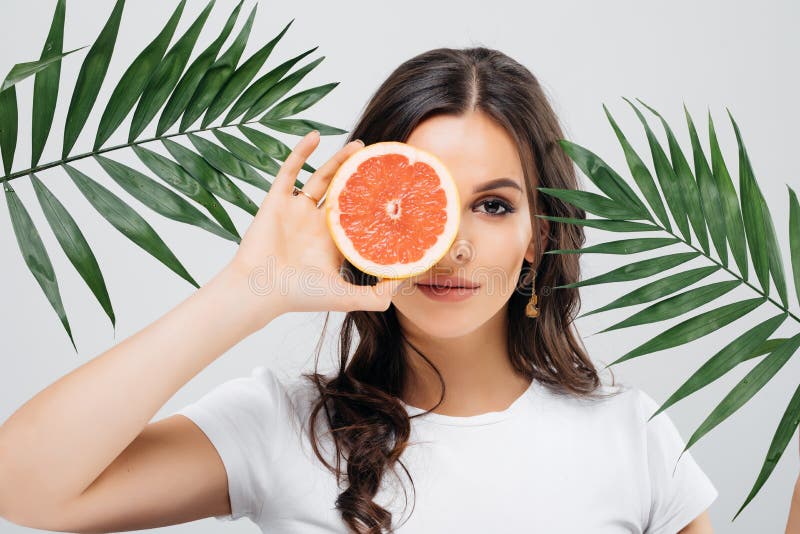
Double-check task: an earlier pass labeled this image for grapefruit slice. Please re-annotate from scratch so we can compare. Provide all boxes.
[324,141,460,280]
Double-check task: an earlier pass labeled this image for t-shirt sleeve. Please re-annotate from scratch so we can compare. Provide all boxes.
[637,389,718,534]
[173,366,289,523]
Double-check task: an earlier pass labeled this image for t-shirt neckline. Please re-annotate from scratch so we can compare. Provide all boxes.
[398,378,539,426]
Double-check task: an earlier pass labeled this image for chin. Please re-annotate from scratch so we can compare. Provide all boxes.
[392,297,494,339]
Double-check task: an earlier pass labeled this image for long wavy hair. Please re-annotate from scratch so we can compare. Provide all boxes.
[299,46,620,533]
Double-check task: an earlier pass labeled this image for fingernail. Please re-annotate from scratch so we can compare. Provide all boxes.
[355,139,365,147]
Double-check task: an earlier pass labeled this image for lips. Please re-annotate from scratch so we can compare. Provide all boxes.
[415,275,479,289]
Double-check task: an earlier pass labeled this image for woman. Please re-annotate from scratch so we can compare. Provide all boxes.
[0,47,792,533]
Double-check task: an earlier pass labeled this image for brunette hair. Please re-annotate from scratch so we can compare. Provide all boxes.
[299,46,619,533]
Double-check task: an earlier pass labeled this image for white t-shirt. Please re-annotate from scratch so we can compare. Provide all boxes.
[175,366,718,533]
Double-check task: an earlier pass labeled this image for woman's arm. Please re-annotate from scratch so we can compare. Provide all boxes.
[0,132,390,524]
[787,477,800,534]
[678,510,713,533]
[786,434,800,534]
[0,266,280,519]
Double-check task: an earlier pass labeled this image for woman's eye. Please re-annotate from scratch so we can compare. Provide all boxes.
[474,198,515,217]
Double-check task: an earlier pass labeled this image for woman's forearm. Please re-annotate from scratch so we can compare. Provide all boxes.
[0,266,282,514]
[787,475,800,534]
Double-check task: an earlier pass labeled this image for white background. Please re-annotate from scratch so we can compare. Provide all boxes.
[1,0,798,532]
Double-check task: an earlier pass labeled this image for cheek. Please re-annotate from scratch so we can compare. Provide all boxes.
[470,220,532,291]
[476,219,531,264]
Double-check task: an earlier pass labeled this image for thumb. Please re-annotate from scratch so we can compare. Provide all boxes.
[361,277,406,311]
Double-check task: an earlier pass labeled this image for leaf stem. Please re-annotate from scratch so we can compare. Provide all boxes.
[0,119,263,183]
[658,222,800,323]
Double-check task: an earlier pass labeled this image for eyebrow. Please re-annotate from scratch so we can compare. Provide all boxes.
[472,177,523,194]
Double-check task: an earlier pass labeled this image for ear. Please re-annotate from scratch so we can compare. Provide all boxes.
[524,217,550,264]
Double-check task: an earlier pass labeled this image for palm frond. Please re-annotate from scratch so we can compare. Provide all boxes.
[3,182,76,352]
[62,0,125,159]
[0,0,347,352]
[2,50,81,93]
[33,0,68,167]
[733,377,800,520]
[790,187,800,307]
[541,99,800,518]
[708,110,750,278]
[180,3,256,132]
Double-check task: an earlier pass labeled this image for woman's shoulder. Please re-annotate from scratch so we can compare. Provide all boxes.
[234,365,322,422]
[176,365,321,440]
[534,377,638,408]
[533,378,668,432]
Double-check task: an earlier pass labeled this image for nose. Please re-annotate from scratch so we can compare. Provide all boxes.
[432,238,475,274]
[450,239,475,263]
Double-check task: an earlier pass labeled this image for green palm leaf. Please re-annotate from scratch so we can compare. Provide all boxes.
[201,19,293,128]
[3,182,76,352]
[260,82,339,122]
[64,164,198,288]
[556,139,649,217]
[129,0,215,141]
[186,133,270,192]
[223,47,318,126]
[0,86,17,175]
[237,124,316,175]
[790,187,800,308]
[242,56,325,122]
[161,138,258,215]
[32,0,67,167]
[238,125,289,159]
[750,338,792,359]
[536,187,645,220]
[648,313,788,421]
[132,144,240,240]
[259,117,347,136]
[729,110,788,307]
[211,129,281,176]
[29,173,115,330]
[94,0,186,149]
[536,214,658,233]
[562,251,703,289]
[733,115,772,299]
[623,97,691,242]
[684,103,728,266]
[62,0,125,158]
[577,264,717,318]
[602,103,671,231]
[156,0,243,137]
[2,49,82,92]
[546,236,680,255]
[595,280,741,333]
[179,4,257,132]
[708,111,749,279]
[544,99,800,516]
[637,98,710,256]
[682,332,800,452]
[94,155,239,243]
[607,296,767,366]
[734,378,800,520]
[1,1,345,352]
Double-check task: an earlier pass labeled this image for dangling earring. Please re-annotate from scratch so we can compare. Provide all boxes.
[525,270,540,318]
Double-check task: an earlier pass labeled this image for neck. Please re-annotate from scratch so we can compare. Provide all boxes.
[397,306,532,416]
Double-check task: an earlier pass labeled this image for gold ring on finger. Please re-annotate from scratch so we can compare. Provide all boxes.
[292,186,321,205]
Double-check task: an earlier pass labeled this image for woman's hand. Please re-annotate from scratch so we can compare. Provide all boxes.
[224,130,404,321]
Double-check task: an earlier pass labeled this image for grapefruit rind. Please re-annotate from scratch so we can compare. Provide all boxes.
[325,141,460,280]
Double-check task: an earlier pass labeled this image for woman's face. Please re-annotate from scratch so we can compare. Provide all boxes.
[391,109,549,339]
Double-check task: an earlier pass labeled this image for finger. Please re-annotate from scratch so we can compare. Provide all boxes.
[302,139,365,203]
[362,277,406,311]
[272,130,321,197]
